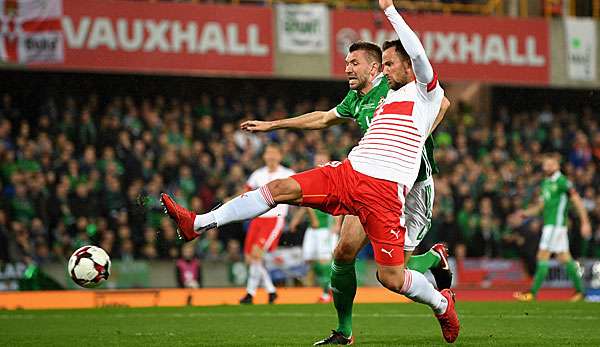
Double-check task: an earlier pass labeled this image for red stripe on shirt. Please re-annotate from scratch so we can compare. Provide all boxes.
[367,126,422,139]
[380,101,414,117]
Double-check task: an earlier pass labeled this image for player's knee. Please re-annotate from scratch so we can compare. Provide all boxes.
[267,178,301,203]
[376,271,404,293]
[333,243,357,262]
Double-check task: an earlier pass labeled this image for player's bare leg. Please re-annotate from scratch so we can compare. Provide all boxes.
[376,264,459,343]
[314,215,367,345]
[161,178,302,241]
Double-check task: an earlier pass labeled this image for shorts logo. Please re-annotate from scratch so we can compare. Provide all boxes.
[389,229,401,240]
[381,248,394,258]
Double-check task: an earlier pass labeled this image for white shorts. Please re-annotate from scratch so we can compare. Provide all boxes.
[539,225,569,253]
[404,177,435,252]
[302,227,338,261]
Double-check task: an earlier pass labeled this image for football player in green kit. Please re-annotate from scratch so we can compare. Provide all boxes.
[514,154,591,302]
[241,40,451,343]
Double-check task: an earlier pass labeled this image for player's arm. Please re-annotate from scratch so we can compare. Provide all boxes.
[430,96,450,134]
[568,189,592,239]
[241,109,345,132]
[379,0,434,86]
[519,199,544,218]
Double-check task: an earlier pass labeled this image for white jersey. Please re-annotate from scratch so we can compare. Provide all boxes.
[246,165,295,218]
[348,76,443,189]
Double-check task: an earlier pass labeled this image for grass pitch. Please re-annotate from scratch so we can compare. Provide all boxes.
[1,301,599,346]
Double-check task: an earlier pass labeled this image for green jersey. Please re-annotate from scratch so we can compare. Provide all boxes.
[312,209,333,229]
[541,172,573,227]
[334,74,438,182]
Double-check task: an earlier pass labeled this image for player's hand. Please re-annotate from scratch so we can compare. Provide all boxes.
[378,0,394,10]
[240,120,273,132]
[311,221,319,229]
[581,220,592,239]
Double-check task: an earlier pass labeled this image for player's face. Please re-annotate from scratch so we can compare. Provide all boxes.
[263,146,282,168]
[383,47,412,90]
[344,50,375,91]
[542,158,559,175]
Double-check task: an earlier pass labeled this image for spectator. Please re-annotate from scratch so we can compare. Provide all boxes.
[176,243,202,288]
[0,89,598,266]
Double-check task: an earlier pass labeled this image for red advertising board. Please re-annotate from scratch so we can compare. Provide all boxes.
[40,0,273,75]
[332,10,549,85]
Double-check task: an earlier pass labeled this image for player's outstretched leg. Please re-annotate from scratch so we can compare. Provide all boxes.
[161,193,201,241]
[161,179,301,241]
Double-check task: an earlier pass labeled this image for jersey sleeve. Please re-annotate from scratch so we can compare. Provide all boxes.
[416,71,443,101]
[384,5,434,99]
[334,91,357,120]
[561,176,575,194]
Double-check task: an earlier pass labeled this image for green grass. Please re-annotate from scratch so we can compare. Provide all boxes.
[1,302,599,346]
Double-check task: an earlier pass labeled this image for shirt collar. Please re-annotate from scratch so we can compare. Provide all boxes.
[358,73,384,97]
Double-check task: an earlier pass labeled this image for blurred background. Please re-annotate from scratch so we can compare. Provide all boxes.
[0,0,599,295]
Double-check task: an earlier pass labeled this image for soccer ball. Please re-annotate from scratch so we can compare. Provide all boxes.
[68,246,111,288]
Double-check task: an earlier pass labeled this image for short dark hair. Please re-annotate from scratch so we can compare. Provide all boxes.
[349,41,382,65]
[382,40,410,62]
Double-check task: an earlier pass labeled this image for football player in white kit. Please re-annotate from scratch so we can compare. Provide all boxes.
[239,143,294,305]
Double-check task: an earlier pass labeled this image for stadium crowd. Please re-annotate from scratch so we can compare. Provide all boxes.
[0,90,599,272]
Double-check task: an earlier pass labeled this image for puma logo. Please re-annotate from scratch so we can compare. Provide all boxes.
[381,248,394,258]
[389,229,401,239]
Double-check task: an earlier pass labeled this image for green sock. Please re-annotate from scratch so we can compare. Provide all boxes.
[331,260,356,338]
[312,263,331,294]
[565,260,584,293]
[530,260,550,296]
[318,262,332,294]
[406,250,440,274]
